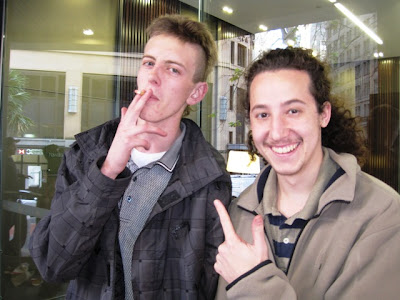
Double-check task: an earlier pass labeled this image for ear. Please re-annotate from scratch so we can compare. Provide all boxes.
[320,101,331,128]
[187,82,208,106]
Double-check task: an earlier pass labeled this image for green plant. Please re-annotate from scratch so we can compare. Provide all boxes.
[229,68,244,83]
[229,120,242,127]
[7,70,34,136]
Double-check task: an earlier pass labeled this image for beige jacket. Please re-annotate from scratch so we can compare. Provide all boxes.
[216,149,400,300]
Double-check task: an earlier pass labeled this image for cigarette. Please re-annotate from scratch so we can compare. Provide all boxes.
[135,89,146,96]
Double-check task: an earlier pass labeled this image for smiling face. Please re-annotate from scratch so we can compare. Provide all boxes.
[137,34,207,126]
[249,69,331,180]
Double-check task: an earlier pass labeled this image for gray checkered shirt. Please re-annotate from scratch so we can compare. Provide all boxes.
[119,123,186,300]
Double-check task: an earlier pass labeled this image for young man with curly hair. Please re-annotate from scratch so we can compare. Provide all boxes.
[214,47,400,299]
[29,15,231,300]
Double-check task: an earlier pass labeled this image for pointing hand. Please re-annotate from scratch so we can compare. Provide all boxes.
[214,199,269,284]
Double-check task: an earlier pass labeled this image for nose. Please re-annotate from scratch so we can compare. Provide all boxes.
[147,65,161,86]
[269,115,288,141]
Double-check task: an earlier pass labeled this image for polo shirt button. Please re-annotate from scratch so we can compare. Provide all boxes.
[283,238,290,244]
[127,196,132,203]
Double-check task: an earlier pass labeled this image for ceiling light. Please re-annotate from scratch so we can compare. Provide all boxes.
[374,52,384,58]
[333,3,383,44]
[83,29,94,36]
[259,24,268,31]
[328,0,337,3]
[222,6,233,14]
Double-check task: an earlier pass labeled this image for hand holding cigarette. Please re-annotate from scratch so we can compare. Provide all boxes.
[100,88,167,179]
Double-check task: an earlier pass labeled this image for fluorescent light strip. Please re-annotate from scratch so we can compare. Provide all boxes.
[334,3,383,44]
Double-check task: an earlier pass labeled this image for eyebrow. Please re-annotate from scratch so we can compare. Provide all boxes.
[251,99,307,112]
[142,54,187,70]
[283,99,307,106]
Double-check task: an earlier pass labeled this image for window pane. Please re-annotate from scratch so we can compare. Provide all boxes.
[1,0,119,298]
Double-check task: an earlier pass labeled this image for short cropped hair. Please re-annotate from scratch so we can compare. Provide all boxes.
[147,14,217,82]
[244,47,367,165]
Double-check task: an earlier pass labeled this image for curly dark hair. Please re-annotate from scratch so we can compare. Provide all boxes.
[244,47,368,166]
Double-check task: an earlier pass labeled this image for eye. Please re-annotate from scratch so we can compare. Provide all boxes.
[256,112,269,119]
[288,109,299,114]
[168,67,180,74]
[143,60,154,67]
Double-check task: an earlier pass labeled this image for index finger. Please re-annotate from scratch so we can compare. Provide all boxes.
[123,89,152,123]
[214,199,238,242]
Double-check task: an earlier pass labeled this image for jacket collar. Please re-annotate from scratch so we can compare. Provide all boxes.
[316,148,358,213]
[148,118,230,216]
[74,118,229,211]
[237,147,359,216]
[156,118,228,208]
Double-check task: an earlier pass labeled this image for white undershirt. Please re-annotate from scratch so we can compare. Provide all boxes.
[131,148,166,168]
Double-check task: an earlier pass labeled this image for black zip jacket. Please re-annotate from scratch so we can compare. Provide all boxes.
[29,118,232,299]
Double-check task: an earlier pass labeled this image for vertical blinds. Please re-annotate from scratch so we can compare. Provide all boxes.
[364,57,399,191]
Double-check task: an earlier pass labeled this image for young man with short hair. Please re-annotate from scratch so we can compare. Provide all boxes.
[30,15,231,300]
